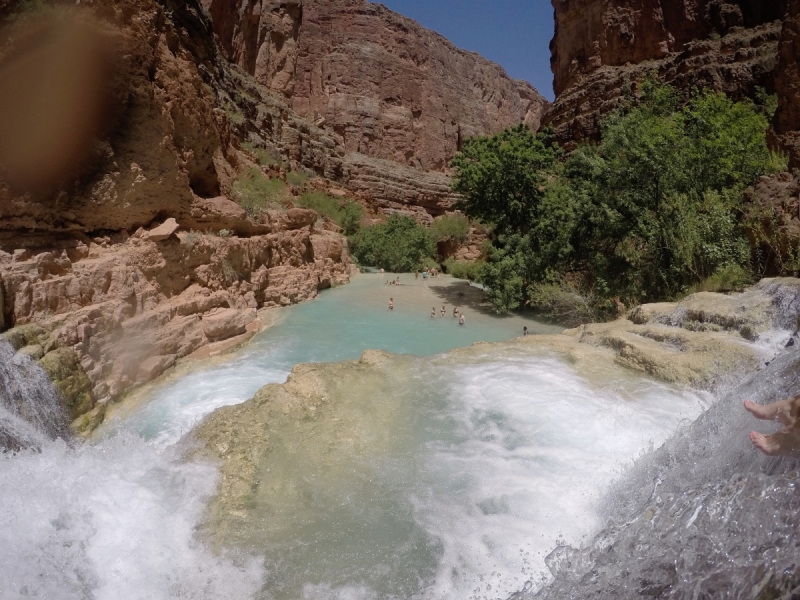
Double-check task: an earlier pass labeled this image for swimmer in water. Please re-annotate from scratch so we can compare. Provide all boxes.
[453,307,458,318]
[459,313,465,326]
[523,326,528,336]
[745,396,800,456]
[389,298,394,310]
[431,307,436,318]
[440,305,446,317]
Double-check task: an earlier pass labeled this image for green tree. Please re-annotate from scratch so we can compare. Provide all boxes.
[451,125,560,235]
[451,80,777,315]
[349,215,436,272]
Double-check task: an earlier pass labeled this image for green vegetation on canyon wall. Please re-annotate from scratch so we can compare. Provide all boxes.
[452,80,788,317]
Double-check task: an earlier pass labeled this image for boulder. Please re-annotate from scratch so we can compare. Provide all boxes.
[145,218,180,241]
[201,307,257,340]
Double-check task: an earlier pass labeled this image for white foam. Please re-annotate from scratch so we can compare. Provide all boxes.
[0,433,263,600]
[413,354,710,599]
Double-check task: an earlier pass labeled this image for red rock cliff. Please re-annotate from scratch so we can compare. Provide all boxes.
[547,0,788,147]
[203,0,549,172]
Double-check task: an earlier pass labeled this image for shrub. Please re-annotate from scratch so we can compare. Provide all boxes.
[182,230,201,249]
[528,280,599,327]
[452,80,778,314]
[766,149,790,175]
[687,263,754,294]
[221,259,238,283]
[286,171,311,186]
[431,214,471,244]
[296,191,364,235]
[241,142,284,168]
[232,168,289,217]
[349,215,436,272]
[443,258,483,281]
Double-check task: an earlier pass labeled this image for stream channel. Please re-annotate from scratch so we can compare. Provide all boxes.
[2,274,713,599]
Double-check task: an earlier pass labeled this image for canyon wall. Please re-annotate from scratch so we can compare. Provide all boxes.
[202,0,549,173]
[773,0,800,169]
[0,0,356,433]
[546,0,788,147]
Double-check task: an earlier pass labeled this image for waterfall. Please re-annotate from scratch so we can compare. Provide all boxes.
[528,344,800,599]
[0,337,70,450]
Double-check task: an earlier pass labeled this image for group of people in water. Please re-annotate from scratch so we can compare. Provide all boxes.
[429,304,465,325]
[387,297,465,325]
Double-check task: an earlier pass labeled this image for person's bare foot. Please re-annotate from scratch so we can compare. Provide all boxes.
[750,429,800,456]
[744,399,795,426]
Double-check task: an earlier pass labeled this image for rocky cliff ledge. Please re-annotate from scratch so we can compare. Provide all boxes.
[546,0,788,148]
[0,0,357,433]
[202,0,549,173]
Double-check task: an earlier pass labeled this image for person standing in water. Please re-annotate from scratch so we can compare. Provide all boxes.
[523,326,528,336]
[431,307,436,318]
[453,307,458,318]
[745,396,800,455]
[440,305,446,317]
[459,313,465,326]
[389,298,394,310]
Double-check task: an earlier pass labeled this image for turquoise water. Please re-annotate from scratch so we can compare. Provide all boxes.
[114,274,561,446]
[4,274,714,600]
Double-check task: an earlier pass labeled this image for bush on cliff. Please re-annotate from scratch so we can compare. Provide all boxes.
[233,168,289,216]
[442,257,483,281]
[349,215,436,272]
[452,81,776,315]
[431,213,471,244]
[296,191,364,235]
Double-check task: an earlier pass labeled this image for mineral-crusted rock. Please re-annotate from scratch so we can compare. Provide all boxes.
[39,348,96,422]
[203,0,549,172]
[546,0,787,147]
[191,279,800,546]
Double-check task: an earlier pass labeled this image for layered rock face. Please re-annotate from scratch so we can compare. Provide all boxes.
[0,0,357,432]
[773,0,800,169]
[203,0,548,173]
[546,0,788,147]
[1,215,353,432]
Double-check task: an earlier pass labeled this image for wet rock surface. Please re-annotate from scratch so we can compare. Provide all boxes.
[526,343,800,600]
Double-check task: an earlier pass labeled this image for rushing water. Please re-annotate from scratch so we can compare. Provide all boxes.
[0,339,69,451]
[0,274,742,600]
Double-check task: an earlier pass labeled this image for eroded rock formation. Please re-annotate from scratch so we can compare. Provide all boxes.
[203,0,549,173]
[772,0,800,169]
[0,0,359,433]
[546,0,788,147]
[1,218,353,433]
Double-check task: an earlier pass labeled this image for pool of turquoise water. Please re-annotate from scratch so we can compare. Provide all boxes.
[112,273,560,445]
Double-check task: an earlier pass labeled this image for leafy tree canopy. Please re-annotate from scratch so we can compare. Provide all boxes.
[450,80,782,316]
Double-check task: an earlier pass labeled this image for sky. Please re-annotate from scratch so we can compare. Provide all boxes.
[370,0,556,100]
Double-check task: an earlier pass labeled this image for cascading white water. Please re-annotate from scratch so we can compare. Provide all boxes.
[528,345,800,599]
[0,338,68,450]
[1,276,772,600]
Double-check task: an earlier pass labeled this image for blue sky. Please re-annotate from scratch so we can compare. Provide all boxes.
[371,1,556,100]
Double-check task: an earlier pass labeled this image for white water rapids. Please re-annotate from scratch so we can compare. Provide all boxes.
[0,276,716,600]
